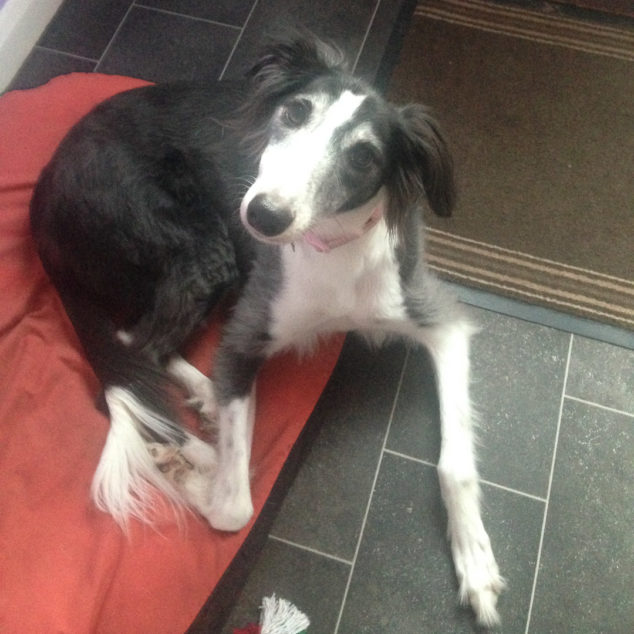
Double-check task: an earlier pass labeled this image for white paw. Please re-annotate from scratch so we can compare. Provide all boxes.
[185,383,218,424]
[148,442,194,485]
[147,438,221,522]
[167,356,218,423]
[202,478,254,532]
[464,580,505,629]
[453,532,505,627]
[204,498,254,532]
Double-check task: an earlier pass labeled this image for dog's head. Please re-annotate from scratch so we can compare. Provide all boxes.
[239,38,454,247]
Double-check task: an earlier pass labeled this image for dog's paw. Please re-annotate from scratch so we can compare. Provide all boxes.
[185,382,218,424]
[168,356,218,424]
[148,438,219,517]
[148,442,194,485]
[200,474,254,532]
[203,497,254,532]
[453,532,505,628]
[459,569,505,628]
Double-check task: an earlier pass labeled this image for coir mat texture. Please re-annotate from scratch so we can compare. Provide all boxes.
[389,0,634,330]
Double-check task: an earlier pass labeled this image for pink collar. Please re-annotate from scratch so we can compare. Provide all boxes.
[302,203,384,254]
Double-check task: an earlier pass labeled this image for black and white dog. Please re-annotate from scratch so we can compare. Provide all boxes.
[30,39,503,625]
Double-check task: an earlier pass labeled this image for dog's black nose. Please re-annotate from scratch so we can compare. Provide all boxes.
[246,194,294,237]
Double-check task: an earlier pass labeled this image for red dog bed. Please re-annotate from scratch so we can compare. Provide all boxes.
[0,74,343,633]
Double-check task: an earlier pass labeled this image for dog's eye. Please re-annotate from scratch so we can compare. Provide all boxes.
[347,143,376,170]
[282,99,312,127]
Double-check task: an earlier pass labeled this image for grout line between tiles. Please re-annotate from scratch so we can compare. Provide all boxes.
[352,0,383,73]
[333,347,410,633]
[383,447,435,469]
[134,3,242,30]
[564,394,634,419]
[267,534,353,566]
[383,448,547,502]
[524,332,574,634]
[218,0,260,80]
[94,2,136,71]
[35,46,99,63]
[479,477,546,503]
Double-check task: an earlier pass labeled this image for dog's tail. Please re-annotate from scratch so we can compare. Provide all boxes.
[58,289,189,528]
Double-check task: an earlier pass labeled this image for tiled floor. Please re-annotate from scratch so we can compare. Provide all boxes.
[9,1,633,632]
[228,317,633,634]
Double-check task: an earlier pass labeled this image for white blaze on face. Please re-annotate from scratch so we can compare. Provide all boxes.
[241,90,367,232]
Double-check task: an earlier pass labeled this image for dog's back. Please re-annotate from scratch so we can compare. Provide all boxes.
[29,82,248,525]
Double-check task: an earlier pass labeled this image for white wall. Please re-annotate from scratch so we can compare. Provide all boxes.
[0,0,64,91]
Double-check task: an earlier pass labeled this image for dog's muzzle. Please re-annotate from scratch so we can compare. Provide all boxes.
[245,194,294,238]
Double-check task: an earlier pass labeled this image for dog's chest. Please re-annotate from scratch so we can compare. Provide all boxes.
[268,227,406,351]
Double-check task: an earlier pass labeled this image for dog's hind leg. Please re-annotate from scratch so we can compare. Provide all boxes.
[94,383,218,527]
[147,434,218,519]
[416,319,504,627]
[126,248,238,363]
[106,267,225,523]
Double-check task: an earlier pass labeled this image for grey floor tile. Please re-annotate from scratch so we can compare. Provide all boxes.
[97,6,239,83]
[9,48,95,92]
[140,0,256,27]
[566,335,634,414]
[221,538,349,634]
[221,0,382,80]
[388,308,569,498]
[338,453,543,633]
[38,0,132,60]
[470,310,570,497]
[385,344,440,463]
[529,399,634,633]
[270,336,407,561]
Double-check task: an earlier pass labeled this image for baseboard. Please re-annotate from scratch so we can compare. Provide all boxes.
[449,283,634,350]
[0,0,63,92]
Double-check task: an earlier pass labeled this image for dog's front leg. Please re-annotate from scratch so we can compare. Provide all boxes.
[417,319,504,627]
[205,385,256,531]
[203,348,263,532]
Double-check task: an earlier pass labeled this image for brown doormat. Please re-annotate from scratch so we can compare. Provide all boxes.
[388,0,634,330]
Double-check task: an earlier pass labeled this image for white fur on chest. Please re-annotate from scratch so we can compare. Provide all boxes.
[268,221,407,353]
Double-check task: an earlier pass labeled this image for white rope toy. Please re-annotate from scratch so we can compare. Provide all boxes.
[260,594,310,634]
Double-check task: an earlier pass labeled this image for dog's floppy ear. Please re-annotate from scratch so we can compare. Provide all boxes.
[391,104,455,219]
[247,36,346,95]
